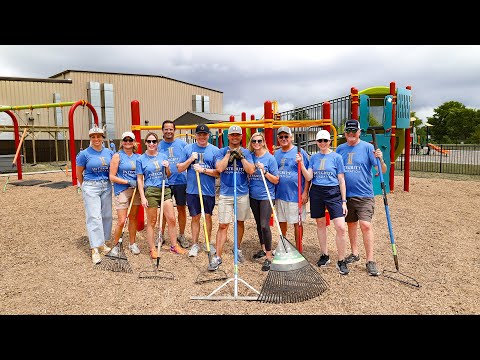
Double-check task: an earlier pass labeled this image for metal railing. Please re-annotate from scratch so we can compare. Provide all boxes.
[395,144,480,175]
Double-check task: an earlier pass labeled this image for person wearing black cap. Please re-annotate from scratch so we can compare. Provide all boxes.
[336,119,387,276]
[159,120,190,249]
[177,124,220,257]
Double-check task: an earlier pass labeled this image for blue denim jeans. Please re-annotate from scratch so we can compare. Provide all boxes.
[81,180,113,249]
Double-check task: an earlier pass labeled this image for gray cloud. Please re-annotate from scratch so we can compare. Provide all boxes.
[1,45,479,123]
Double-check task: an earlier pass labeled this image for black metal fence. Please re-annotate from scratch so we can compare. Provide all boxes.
[395,144,480,175]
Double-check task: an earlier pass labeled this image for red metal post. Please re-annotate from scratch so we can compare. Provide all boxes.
[241,112,246,147]
[251,114,256,134]
[389,82,396,192]
[351,87,359,120]
[264,101,273,154]
[322,101,331,133]
[6,111,22,180]
[131,100,144,231]
[69,100,98,186]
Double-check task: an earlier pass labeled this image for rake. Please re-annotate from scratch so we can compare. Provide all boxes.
[194,161,227,284]
[100,188,136,274]
[370,130,420,288]
[138,167,175,280]
[257,168,329,303]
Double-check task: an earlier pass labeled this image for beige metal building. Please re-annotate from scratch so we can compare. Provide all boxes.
[0,70,223,161]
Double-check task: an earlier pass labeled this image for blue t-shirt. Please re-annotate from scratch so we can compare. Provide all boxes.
[274,147,309,202]
[76,146,114,181]
[308,151,345,187]
[159,138,188,185]
[249,151,279,200]
[336,140,377,198]
[136,152,169,188]
[112,150,140,196]
[181,142,220,197]
[216,147,254,196]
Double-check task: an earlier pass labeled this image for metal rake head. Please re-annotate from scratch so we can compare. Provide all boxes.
[138,267,175,280]
[383,269,421,288]
[99,258,133,273]
[194,269,228,284]
[257,263,328,304]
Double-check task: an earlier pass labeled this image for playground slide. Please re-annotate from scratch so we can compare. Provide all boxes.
[428,143,449,155]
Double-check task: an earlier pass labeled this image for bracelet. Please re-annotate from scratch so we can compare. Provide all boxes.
[342,200,347,203]
[263,170,268,175]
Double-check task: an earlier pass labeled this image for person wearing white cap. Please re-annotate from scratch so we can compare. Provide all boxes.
[273,125,310,246]
[159,120,189,249]
[108,131,141,255]
[336,119,387,276]
[76,124,114,265]
[209,124,256,271]
[298,129,349,275]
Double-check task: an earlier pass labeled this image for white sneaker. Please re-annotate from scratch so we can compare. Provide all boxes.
[91,248,101,264]
[109,246,119,257]
[129,243,140,255]
[99,244,111,255]
[232,249,244,263]
[202,242,216,254]
[189,243,200,257]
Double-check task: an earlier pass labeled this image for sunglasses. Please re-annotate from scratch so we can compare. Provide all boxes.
[278,135,289,140]
[345,129,358,134]
[251,139,263,144]
[317,139,330,143]
[123,138,134,142]
[146,139,158,144]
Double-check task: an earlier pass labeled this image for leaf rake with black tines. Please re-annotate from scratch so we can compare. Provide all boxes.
[257,236,328,304]
[100,243,133,273]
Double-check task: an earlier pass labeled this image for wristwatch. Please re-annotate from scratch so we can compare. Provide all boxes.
[263,170,268,175]
[203,168,207,174]
[342,200,347,203]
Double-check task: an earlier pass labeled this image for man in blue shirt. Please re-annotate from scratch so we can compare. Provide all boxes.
[336,120,387,276]
[159,120,189,248]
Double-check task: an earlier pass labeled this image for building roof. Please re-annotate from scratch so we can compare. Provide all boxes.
[49,70,222,94]
[174,111,241,125]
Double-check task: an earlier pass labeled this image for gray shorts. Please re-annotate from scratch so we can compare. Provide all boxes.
[275,199,307,224]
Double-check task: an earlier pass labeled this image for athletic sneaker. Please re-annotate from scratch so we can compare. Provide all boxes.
[336,260,349,275]
[202,242,216,254]
[177,234,190,249]
[261,259,272,272]
[366,261,381,276]
[345,253,360,264]
[99,244,111,255]
[155,235,165,248]
[232,249,245,263]
[208,256,222,271]
[253,250,266,260]
[109,246,119,257]
[91,248,101,264]
[129,243,140,255]
[189,243,200,257]
[170,244,187,255]
[317,254,330,267]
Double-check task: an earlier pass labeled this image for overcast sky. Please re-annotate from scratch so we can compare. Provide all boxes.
[1,45,479,124]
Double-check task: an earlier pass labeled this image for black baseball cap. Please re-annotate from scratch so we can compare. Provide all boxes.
[195,124,210,134]
[345,120,360,132]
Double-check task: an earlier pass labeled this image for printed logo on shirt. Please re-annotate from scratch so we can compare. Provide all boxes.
[279,158,287,171]
[346,152,355,165]
[130,160,136,170]
[168,147,174,158]
[199,153,204,164]
[319,159,326,170]
[153,160,161,171]
[99,157,107,166]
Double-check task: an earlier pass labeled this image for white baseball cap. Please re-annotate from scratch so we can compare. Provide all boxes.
[121,131,136,141]
[88,126,105,137]
[316,130,331,140]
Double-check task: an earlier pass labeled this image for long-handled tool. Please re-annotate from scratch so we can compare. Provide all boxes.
[139,167,174,280]
[101,188,136,273]
[194,160,227,284]
[371,130,420,288]
[297,141,303,252]
[12,128,27,168]
[257,165,329,303]
[191,157,259,301]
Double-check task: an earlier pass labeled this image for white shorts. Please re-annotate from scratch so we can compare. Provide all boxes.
[275,199,307,224]
[114,187,141,210]
[218,194,250,224]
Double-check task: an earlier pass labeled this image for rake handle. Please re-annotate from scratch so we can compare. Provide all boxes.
[196,159,211,252]
[156,167,166,268]
[371,130,399,271]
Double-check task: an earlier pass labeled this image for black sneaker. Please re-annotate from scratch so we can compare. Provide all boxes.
[261,259,272,272]
[336,260,349,275]
[366,261,381,276]
[345,253,360,264]
[316,254,330,267]
[253,249,266,260]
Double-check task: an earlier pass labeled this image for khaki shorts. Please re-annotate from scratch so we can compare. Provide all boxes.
[218,194,250,224]
[145,186,173,208]
[275,199,307,224]
[115,187,141,210]
[344,197,375,222]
